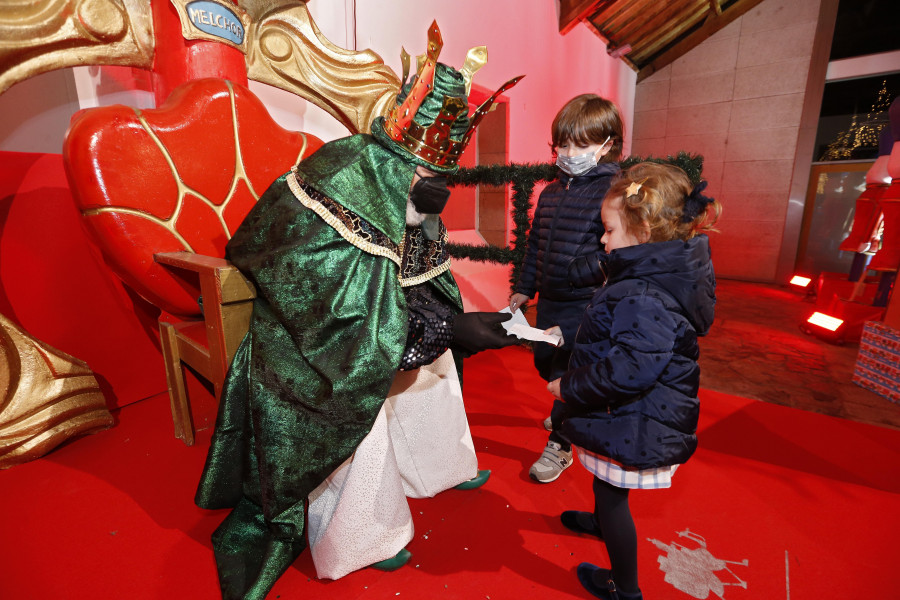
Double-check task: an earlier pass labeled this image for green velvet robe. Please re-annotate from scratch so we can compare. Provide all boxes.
[195,135,463,599]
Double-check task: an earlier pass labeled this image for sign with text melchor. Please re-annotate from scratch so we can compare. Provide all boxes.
[169,0,251,53]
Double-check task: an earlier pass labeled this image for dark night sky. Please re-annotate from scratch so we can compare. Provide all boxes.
[814,0,899,158]
[829,0,900,61]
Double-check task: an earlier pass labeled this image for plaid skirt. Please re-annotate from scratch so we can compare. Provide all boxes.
[575,445,679,490]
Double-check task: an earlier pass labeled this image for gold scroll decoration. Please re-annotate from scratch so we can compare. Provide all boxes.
[0,313,114,469]
[243,0,401,134]
[0,0,154,96]
[0,0,398,135]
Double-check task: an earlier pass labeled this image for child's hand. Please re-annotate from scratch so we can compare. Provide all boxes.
[509,293,529,311]
[547,378,562,399]
[544,326,563,345]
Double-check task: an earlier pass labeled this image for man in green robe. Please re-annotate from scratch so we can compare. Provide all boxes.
[195,22,522,599]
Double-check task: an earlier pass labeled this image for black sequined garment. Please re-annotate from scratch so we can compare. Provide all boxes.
[399,282,455,370]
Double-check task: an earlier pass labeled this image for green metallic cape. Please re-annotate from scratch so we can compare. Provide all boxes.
[195,135,462,600]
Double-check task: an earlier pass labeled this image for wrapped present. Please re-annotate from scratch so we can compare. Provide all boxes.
[853,321,900,404]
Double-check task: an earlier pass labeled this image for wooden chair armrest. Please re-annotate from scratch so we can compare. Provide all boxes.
[154,251,234,271]
[154,251,256,304]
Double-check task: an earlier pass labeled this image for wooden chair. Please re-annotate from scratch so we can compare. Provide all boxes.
[63,78,324,444]
[154,252,256,445]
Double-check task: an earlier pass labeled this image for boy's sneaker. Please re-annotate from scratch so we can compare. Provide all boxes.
[542,416,553,431]
[529,441,573,483]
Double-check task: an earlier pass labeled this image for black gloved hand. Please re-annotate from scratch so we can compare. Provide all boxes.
[451,311,516,357]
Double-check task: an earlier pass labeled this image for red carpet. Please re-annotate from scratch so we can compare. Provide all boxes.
[2,345,899,599]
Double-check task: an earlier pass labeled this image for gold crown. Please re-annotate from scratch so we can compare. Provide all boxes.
[381,21,524,169]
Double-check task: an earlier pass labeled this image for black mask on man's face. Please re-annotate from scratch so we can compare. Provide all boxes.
[409,176,450,214]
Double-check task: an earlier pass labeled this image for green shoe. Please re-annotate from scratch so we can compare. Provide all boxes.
[454,469,490,490]
[370,547,412,571]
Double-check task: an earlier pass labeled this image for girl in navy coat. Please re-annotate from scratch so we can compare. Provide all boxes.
[509,94,624,484]
[547,162,720,599]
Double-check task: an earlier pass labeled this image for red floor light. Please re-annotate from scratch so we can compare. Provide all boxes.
[790,275,812,288]
[807,311,843,332]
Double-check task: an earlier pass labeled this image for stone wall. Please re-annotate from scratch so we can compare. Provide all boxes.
[631,0,825,282]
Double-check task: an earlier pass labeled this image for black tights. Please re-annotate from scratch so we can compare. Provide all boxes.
[593,477,639,594]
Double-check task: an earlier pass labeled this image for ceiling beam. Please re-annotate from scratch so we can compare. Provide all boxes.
[591,0,651,37]
[559,0,605,34]
[591,0,646,27]
[636,0,767,82]
[629,2,710,64]
[621,0,705,56]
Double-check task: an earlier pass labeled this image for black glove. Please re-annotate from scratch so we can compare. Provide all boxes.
[550,398,569,431]
[451,311,516,357]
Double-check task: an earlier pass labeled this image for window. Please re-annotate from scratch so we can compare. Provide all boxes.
[830,0,900,61]
[815,73,899,162]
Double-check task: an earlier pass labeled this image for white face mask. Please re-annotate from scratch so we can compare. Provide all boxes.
[555,136,611,177]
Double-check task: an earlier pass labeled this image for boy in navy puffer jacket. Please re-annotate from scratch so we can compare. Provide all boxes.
[509,94,624,484]
[545,162,719,600]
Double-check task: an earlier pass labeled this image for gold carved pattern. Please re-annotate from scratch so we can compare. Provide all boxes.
[245,2,400,134]
[83,80,313,251]
[0,0,154,95]
[0,0,399,136]
[0,313,114,469]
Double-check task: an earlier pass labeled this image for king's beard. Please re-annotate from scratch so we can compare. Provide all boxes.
[406,197,428,226]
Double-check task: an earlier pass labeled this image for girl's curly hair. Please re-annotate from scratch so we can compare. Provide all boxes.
[606,162,721,242]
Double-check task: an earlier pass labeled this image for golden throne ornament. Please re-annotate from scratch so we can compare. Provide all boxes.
[0,314,114,469]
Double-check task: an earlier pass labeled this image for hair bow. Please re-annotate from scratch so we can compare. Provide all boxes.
[682,180,714,223]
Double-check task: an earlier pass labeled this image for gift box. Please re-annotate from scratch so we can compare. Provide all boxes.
[853,321,900,404]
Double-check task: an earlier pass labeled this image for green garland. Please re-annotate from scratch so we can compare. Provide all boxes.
[447,162,556,290]
[620,151,704,185]
[446,153,704,293]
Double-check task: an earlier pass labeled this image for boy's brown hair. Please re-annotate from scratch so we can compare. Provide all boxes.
[551,94,624,162]
[606,162,721,242]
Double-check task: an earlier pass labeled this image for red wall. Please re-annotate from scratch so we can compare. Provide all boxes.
[0,151,191,411]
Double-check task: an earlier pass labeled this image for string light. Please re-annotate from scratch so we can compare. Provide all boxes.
[820,79,893,161]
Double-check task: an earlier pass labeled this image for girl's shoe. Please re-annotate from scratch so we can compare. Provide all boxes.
[576,563,643,599]
[529,441,573,482]
[560,510,604,540]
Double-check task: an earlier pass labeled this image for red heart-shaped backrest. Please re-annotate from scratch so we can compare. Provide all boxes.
[63,78,324,317]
